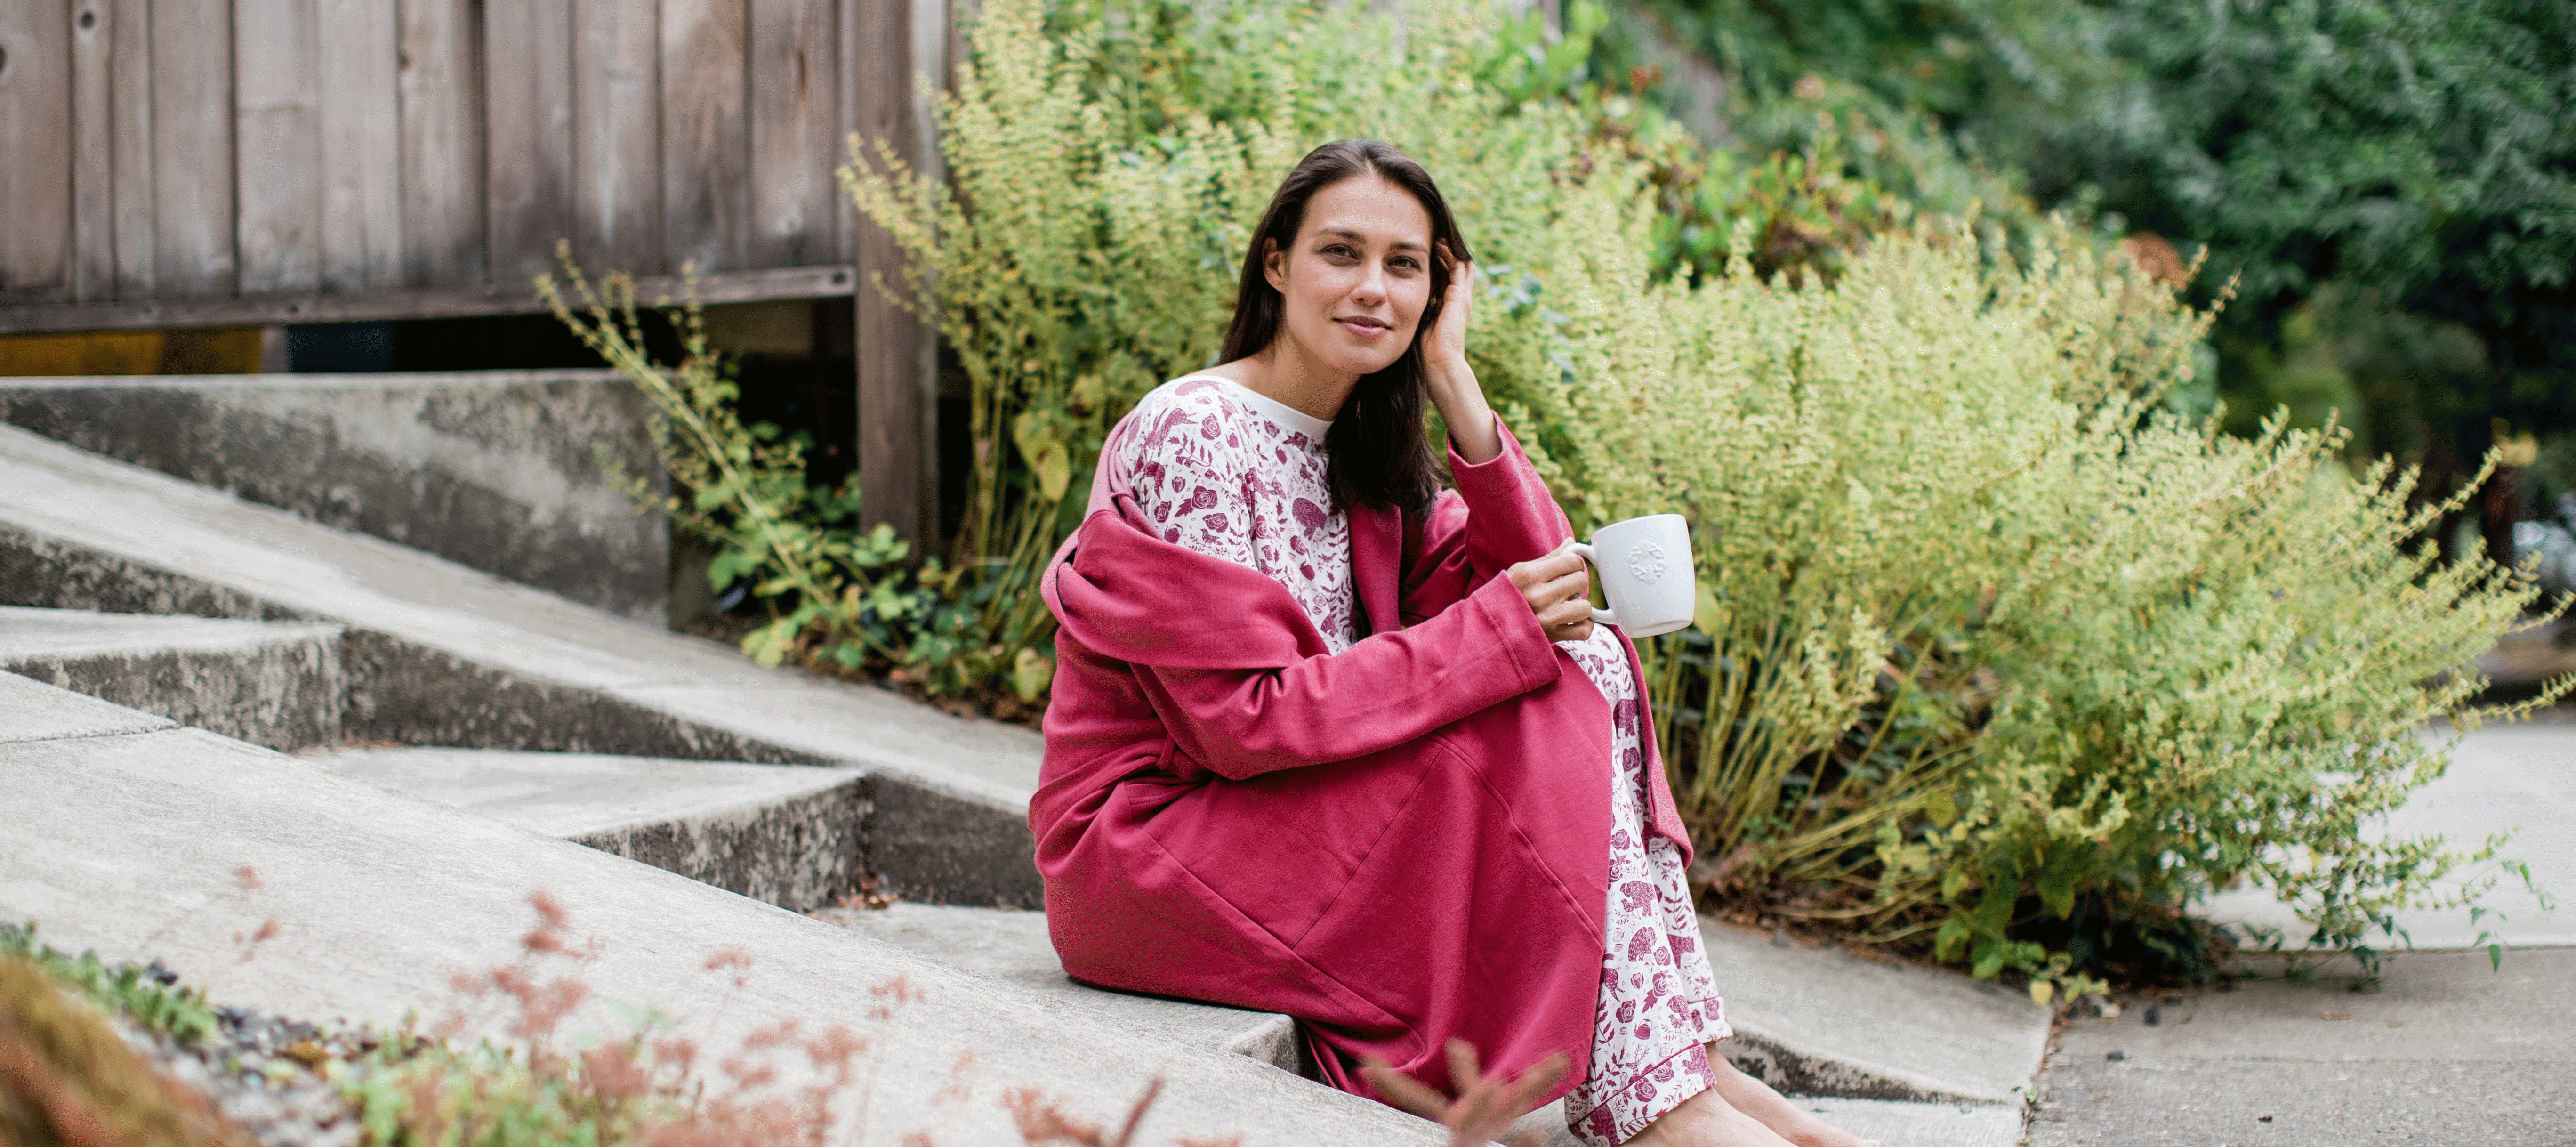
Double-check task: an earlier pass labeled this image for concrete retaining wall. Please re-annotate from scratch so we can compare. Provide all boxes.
[0,372,671,622]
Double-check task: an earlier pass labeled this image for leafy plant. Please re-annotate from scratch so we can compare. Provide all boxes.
[1485,210,2570,992]
[535,251,978,683]
[2,921,219,1046]
[0,948,248,1147]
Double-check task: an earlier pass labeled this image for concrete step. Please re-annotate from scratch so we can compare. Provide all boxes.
[0,606,344,752]
[308,745,1305,1074]
[0,372,671,623]
[814,902,1304,1076]
[0,673,1438,1145]
[0,669,175,743]
[309,747,868,914]
[1699,921,2050,1107]
[1505,1096,2026,1147]
[0,423,1041,907]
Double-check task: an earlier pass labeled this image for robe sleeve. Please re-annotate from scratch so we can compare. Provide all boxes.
[1140,572,1564,781]
[1400,414,1577,625]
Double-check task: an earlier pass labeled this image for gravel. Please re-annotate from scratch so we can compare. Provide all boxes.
[102,967,371,1147]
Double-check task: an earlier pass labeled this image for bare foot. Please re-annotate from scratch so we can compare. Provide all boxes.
[1623,1085,1797,1147]
[1701,1045,1879,1147]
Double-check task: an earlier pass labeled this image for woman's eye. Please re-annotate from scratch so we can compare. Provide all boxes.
[1320,244,1356,260]
[1389,257,1420,272]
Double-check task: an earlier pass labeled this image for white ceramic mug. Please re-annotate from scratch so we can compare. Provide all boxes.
[1568,514,1695,638]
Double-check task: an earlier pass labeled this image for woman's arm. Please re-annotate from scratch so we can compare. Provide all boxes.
[1138,572,1566,781]
[1404,243,1591,635]
[1419,242,1500,465]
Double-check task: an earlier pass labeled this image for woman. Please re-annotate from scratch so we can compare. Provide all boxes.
[1035,140,1871,1147]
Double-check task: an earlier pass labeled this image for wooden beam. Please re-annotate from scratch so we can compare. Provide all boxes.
[749,0,841,268]
[0,263,858,333]
[318,0,404,291]
[107,0,156,299]
[233,0,324,297]
[395,0,484,288]
[483,0,576,286]
[71,0,115,303]
[851,0,940,546]
[660,0,750,275]
[572,0,662,275]
[0,0,75,305]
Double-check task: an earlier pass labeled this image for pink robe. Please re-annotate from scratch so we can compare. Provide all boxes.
[1034,412,1697,1108]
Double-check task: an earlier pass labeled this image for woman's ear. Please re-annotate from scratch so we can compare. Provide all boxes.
[1262,237,1286,292]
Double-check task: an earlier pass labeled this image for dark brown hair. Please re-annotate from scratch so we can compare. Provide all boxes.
[1220,139,1472,516]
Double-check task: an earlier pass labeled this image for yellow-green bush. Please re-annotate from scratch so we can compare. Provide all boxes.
[825,0,2564,987]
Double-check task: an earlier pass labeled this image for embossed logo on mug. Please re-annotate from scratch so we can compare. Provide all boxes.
[1626,540,1667,584]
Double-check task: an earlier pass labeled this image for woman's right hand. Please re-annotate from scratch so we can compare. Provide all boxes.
[1507,542,1595,643]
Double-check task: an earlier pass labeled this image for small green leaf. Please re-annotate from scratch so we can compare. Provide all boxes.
[2037,862,2077,920]
[1012,647,1055,703]
[1971,936,2005,981]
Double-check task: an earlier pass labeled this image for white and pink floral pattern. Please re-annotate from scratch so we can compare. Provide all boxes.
[1119,377,1360,652]
[1119,375,1725,1146]
[1556,637,1730,1146]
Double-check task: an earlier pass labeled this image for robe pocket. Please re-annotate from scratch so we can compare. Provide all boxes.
[1137,741,1441,950]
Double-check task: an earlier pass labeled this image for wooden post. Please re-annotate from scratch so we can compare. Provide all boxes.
[0,1,74,305]
[848,0,941,546]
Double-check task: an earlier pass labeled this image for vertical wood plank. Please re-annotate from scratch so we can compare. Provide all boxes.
[851,0,934,541]
[485,0,575,286]
[834,0,858,261]
[151,0,235,297]
[660,0,748,275]
[0,1,75,303]
[572,0,660,275]
[397,0,485,288]
[235,0,323,296]
[904,0,945,541]
[318,0,403,290]
[71,0,115,302]
[747,0,837,267]
[108,0,155,298]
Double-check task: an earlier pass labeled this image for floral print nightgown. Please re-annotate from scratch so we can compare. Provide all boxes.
[1119,376,1729,1146]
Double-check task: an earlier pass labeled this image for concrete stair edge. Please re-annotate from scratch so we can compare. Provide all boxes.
[0,606,346,752]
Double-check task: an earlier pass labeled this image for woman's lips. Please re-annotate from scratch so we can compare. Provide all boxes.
[1336,316,1392,337]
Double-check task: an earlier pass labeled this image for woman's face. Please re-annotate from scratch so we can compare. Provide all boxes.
[1264,175,1436,378]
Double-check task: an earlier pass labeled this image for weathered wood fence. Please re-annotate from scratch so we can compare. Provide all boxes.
[0,0,947,540]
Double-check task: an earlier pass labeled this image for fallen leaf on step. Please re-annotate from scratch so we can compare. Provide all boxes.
[2318,1010,2349,1020]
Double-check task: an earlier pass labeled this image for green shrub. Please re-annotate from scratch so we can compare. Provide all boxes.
[1525,223,2566,992]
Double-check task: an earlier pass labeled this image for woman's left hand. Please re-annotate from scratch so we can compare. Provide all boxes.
[1422,241,1474,378]
[1422,241,1500,463]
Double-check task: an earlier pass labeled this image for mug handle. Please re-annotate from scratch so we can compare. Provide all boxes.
[1565,542,1619,629]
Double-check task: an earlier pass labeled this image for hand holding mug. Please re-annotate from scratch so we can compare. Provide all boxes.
[1566,515,1695,638]
[1506,542,1595,642]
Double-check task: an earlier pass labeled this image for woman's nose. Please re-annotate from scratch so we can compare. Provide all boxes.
[1351,265,1386,306]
